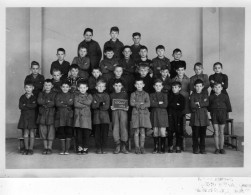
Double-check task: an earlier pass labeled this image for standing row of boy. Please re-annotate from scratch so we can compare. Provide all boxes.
[18,26,232,156]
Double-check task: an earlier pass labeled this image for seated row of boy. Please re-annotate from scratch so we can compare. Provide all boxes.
[18,75,231,156]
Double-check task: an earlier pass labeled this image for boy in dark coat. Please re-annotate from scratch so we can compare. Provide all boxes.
[131,32,142,62]
[78,28,102,70]
[170,48,186,79]
[74,81,93,154]
[158,66,172,94]
[168,81,185,153]
[209,82,232,154]
[51,69,63,93]
[150,79,169,154]
[67,64,85,94]
[103,26,124,60]
[37,79,57,155]
[88,68,104,94]
[135,45,153,75]
[50,48,70,81]
[189,79,210,154]
[18,82,37,155]
[92,80,110,154]
[151,45,171,79]
[135,65,154,94]
[110,79,129,154]
[24,61,44,98]
[55,80,74,155]
[100,47,119,83]
[72,46,90,80]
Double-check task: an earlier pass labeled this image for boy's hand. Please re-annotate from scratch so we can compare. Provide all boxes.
[159,101,163,104]
[111,106,116,110]
[123,106,129,111]
[210,80,214,83]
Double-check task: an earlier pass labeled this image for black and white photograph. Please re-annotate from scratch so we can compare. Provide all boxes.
[1,0,251,194]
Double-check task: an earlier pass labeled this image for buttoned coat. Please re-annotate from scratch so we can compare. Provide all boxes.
[150,92,169,127]
[130,91,152,129]
[18,94,37,129]
[74,92,93,129]
[189,92,210,126]
[55,92,74,127]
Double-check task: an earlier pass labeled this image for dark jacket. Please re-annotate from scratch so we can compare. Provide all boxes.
[24,74,44,97]
[131,44,141,62]
[170,60,186,79]
[208,93,232,112]
[37,91,56,125]
[209,73,229,96]
[190,73,210,95]
[150,92,169,127]
[158,75,172,94]
[51,79,62,93]
[67,76,85,93]
[92,92,110,124]
[168,92,185,116]
[50,60,70,81]
[134,73,154,94]
[104,39,124,60]
[151,56,171,78]
[189,92,210,126]
[78,39,102,69]
[72,56,90,80]
[55,92,74,127]
[99,58,118,83]
[88,75,105,94]
[18,94,37,129]
[107,76,127,94]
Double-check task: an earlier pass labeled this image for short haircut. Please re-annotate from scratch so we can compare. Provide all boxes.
[84,28,93,35]
[113,79,123,86]
[171,81,182,88]
[160,66,169,71]
[70,64,80,70]
[61,80,71,86]
[135,78,144,84]
[132,32,141,37]
[52,68,61,74]
[57,48,65,54]
[194,62,203,69]
[213,82,222,87]
[104,46,114,53]
[156,45,165,51]
[44,79,53,84]
[77,81,88,87]
[123,45,131,51]
[173,48,182,54]
[79,45,87,51]
[175,63,186,70]
[194,79,204,86]
[92,67,101,71]
[138,64,150,69]
[96,79,106,86]
[110,26,119,33]
[213,62,223,68]
[140,45,148,51]
[31,61,39,68]
[24,81,34,87]
[114,65,123,70]
[154,79,163,85]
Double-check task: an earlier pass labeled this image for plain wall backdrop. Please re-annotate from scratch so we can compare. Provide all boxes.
[6,7,244,138]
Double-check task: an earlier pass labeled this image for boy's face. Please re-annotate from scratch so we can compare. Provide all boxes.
[161,69,169,78]
[110,31,119,40]
[96,83,106,93]
[173,51,182,60]
[113,83,123,93]
[24,85,34,94]
[139,67,149,77]
[176,67,185,77]
[154,82,163,92]
[52,71,62,81]
[172,85,181,94]
[194,66,203,75]
[194,83,204,93]
[70,68,79,77]
[213,65,222,74]
[114,67,123,78]
[44,82,53,92]
[57,51,65,61]
[79,48,87,58]
[135,81,144,91]
[157,49,165,58]
[139,49,148,58]
[123,48,132,59]
[92,69,101,78]
[61,84,70,93]
[31,65,39,75]
[213,84,222,94]
[84,31,93,42]
[133,35,141,45]
[105,51,114,59]
[78,84,88,94]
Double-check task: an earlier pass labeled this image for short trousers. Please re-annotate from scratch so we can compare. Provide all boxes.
[210,109,227,125]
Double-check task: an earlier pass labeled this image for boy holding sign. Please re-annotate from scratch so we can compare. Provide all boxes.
[110,79,129,154]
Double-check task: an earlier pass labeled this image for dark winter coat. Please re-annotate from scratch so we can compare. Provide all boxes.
[170,60,186,79]
[208,93,232,113]
[72,56,90,80]
[50,60,70,81]
[88,75,105,94]
[18,94,37,129]
[209,73,229,96]
[151,56,171,78]
[24,74,44,97]
[99,58,119,83]
[104,39,124,60]
[150,92,169,127]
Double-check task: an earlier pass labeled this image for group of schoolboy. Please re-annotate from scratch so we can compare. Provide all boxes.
[18,26,232,156]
